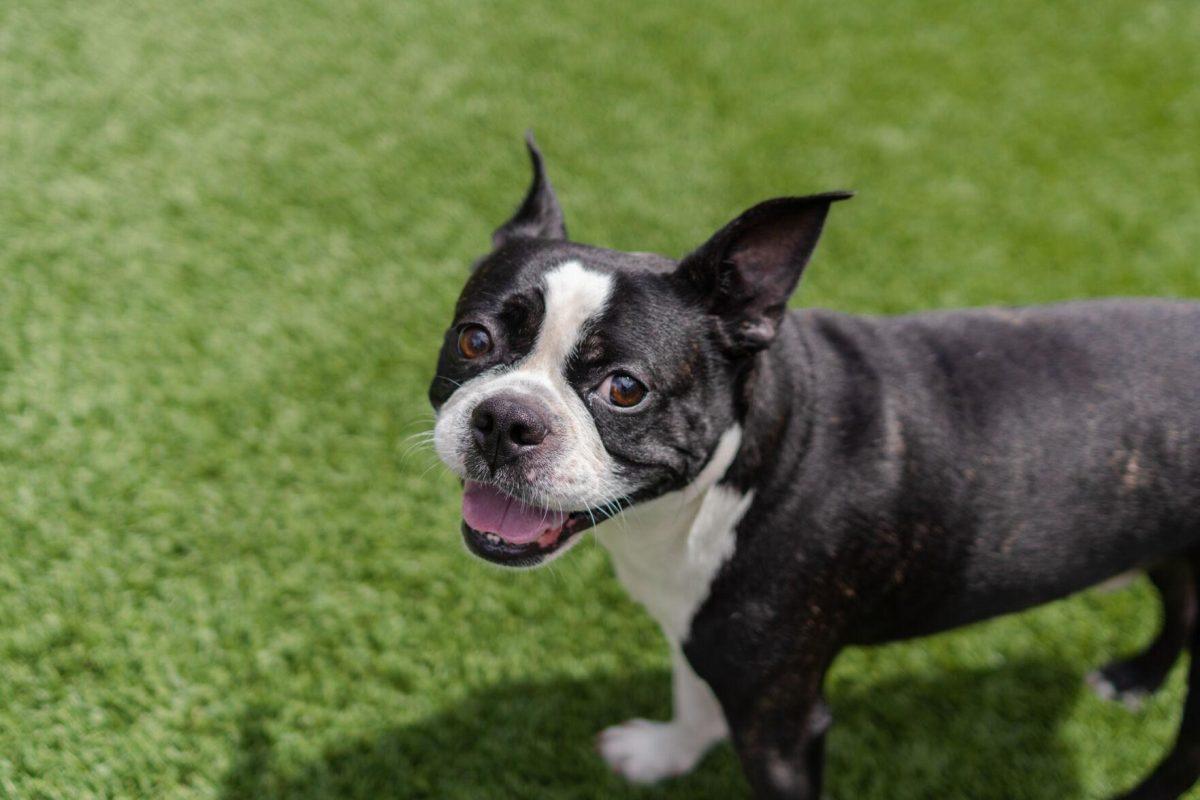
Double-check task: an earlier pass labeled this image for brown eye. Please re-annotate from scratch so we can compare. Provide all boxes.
[457,325,492,359]
[606,373,647,408]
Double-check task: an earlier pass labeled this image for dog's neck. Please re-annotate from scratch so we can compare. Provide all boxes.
[594,426,752,643]
[716,315,819,496]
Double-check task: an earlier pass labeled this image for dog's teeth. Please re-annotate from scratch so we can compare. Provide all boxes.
[485,533,501,545]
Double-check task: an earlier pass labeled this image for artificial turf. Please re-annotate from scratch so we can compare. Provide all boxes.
[2,1,1200,797]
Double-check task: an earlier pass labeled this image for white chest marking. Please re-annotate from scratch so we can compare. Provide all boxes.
[596,426,752,643]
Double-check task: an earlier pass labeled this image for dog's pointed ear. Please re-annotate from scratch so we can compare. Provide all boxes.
[676,191,852,353]
[491,132,567,248]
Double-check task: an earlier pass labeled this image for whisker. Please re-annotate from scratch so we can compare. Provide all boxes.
[400,434,439,453]
[416,459,447,480]
[397,416,437,432]
[399,434,438,464]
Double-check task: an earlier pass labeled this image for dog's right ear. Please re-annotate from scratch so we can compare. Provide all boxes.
[491,132,568,249]
[675,191,852,354]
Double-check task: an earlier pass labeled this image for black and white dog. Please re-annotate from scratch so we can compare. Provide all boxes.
[428,136,1200,799]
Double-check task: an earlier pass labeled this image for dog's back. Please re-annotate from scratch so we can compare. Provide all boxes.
[786,299,1200,638]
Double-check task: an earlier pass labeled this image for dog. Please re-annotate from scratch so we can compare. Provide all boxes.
[428,135,1200,799]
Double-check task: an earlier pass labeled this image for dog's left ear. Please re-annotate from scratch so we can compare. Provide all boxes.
[491,132,568,248]
[676,191,852,353]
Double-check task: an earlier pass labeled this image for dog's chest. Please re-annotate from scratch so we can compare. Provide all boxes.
[596,483,754,643]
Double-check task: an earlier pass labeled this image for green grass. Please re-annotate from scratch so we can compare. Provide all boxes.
[2,0,1200,797]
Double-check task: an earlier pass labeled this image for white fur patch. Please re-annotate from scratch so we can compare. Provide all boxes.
[596,426,750,641]
[527,261,612,372]
[595,426,747,780]
[433,261,624,511]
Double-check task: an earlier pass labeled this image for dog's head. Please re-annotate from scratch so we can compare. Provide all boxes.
[430,135,849,567]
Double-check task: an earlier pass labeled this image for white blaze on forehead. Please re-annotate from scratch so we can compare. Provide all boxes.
[527,260,613,372]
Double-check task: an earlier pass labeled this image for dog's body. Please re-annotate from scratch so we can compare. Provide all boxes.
[704,301,1200,645]
[429,138,1200,799]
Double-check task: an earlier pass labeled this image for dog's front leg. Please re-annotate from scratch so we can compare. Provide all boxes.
[597,644,728,783]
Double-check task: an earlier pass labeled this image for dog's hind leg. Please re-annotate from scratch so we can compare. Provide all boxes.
[1089,560,1196,710]
[1113,555,1200,800]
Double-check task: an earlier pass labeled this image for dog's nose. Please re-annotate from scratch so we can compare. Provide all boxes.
[470,394,550,468]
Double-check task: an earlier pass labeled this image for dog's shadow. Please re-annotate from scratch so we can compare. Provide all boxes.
[219,658,1083,800]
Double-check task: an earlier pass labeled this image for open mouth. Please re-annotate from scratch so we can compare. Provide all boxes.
[460,481,607,567]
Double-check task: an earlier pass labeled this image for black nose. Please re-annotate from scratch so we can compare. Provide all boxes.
[470,394,550,468]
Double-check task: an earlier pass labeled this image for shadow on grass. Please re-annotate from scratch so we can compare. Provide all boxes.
[219,659,1083,800]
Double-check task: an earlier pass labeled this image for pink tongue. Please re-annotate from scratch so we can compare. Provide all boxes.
[462,482,568,545]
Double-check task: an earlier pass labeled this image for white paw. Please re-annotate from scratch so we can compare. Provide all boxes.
[597,718,711,784]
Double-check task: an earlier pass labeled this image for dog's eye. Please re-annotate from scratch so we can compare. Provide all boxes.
[602,372,648,408]
[457,325,493,359]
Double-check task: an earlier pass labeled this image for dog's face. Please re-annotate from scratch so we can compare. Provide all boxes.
[429,137,848,567]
